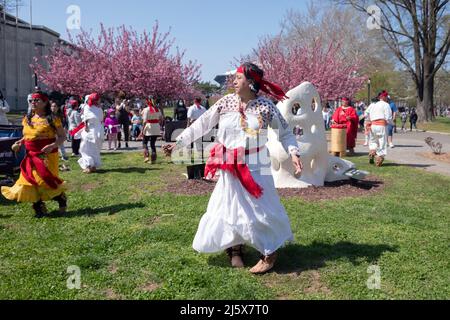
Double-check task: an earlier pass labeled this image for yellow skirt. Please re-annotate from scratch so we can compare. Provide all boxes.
[1,152,67,203]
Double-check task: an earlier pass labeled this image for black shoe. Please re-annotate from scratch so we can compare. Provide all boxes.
[53,193,67,213]
[32,201,48,218]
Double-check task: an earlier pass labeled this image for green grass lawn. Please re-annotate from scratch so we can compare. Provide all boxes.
[418,117,450,134]
[0,152,449,300]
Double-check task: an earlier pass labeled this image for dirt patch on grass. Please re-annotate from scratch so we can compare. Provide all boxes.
[278,175,384,201]
[417,152,450,164]
[108,263,118,274]
[146,216,163,227]
[105,288,123,300]
[140,282,161,293]
[303,271,331,295]
[164,174,384,201]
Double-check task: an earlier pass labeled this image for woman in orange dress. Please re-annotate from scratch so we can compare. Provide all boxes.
[1,91,67,218]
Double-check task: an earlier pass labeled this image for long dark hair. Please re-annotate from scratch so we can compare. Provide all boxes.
[26,91,57,132]
[241,62,264,94]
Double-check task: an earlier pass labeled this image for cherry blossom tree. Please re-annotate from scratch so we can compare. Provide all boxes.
[32,22,201,100]
[243,35,367,101]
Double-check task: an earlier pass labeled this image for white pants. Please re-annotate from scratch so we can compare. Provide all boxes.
[369,125,387,157]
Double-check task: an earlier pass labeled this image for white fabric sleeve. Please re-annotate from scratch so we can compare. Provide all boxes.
[270,105,300,156]
[0,100,10,112]
[187,106,193,119]
[176,101,222,148]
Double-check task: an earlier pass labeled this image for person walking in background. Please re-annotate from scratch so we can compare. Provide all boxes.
[187,97,207,127]
[67,99,82,156]
[400,110,408,132]
[174,100,188,122]
[115,95,131,149]
[50,100,69,161]
[142,99,163,164]
[104,108,120,150]
[131,109,143,141]
[410,109,418,131]
[387,96,398,148]
[0,90,10,125]
[322,105,331,130]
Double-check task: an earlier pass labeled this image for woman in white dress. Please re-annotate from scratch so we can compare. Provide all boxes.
[164,63,303,274]
[77,93,104,173]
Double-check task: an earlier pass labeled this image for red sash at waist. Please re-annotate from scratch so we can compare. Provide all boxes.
[21,139,63,189]
[204,143,264,199]
[146,119,159,124]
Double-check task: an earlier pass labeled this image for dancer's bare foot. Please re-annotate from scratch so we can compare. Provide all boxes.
[226,246,244,268]
[250,252,278,275]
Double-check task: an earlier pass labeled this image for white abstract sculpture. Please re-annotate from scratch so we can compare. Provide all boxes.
[267,82,368,188]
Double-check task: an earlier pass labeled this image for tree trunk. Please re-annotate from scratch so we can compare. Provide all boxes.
[416,56,435,123]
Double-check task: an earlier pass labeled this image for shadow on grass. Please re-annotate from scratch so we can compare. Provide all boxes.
[325,179,383,191]
[382,163,434,168]
[48,202,146,218]
[95,167,161,174]
[207,241,397,274]
[0,196,16,207]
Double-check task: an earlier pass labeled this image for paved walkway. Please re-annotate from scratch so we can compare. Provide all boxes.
[354,130,450,177]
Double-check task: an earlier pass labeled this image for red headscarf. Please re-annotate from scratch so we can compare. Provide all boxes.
[236,65,288,101]
[87,93,100,107]
[146,99,159,113]
[379,91,389,99]
[31,93,49,102]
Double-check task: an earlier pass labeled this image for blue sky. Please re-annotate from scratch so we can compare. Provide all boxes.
[16,0,309,83]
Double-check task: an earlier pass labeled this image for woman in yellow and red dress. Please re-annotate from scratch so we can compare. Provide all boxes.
[1,91,67,218]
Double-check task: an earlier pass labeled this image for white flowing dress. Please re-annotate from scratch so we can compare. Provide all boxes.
[78,105,104,170]
[176,94,300,256]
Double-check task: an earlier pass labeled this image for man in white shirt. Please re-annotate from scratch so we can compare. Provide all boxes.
[187,97,207,157]
[187,98,207,127]
[365,91,393,167]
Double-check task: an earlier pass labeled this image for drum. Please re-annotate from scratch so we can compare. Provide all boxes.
[330,124,347,157]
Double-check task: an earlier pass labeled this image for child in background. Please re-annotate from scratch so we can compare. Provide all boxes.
[104,109,120,150]
[131,109,143,141]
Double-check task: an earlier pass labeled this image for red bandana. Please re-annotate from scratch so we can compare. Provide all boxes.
[146,99,159,113]
[31,93,49,102]
[236,65,288,101]
[88,93,100,107]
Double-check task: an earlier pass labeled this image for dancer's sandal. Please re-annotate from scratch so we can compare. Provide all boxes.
[249,252,278,275]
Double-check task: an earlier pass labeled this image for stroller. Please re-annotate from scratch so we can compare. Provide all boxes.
[0,125,25,186]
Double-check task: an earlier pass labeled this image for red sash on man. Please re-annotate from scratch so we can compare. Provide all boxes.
[20,139,63,189]
[204,143,264,198]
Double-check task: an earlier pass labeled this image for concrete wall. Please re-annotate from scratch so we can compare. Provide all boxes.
[0,18,61,111]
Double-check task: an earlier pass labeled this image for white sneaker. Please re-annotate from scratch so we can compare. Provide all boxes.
[389,144,395,148]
